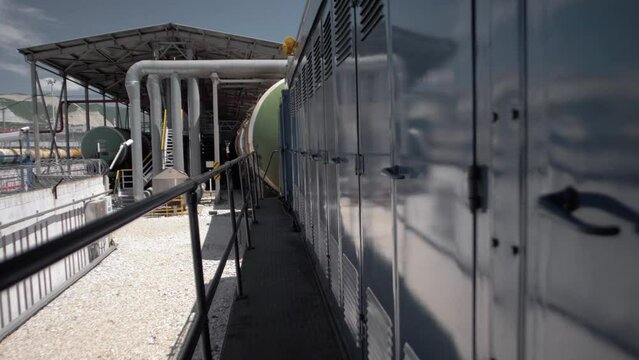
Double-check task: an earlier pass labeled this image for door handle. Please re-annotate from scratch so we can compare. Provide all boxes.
[538,187,620,236]
[310,153,322,161]
[380,165,406,180]
[329,157,343,164]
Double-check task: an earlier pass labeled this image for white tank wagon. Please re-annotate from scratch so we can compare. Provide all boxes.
[235,79,286,192]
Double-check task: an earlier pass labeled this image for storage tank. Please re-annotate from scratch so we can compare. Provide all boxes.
[235,79,285,192]
[80,127,150,169]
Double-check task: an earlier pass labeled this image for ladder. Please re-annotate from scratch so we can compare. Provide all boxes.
[163,129,174,168]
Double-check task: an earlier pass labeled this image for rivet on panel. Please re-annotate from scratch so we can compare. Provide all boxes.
[512,109,520,120]
[491,238,500,248]
[511,245,520,255]
[492,112,499,123]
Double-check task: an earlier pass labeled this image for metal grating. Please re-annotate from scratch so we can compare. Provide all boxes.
[334,0,352,66]
[342,254,361,344]
[403,342,420,360]
[322,13,333,79]
[360,0,384,41]
[329,233,341,305]
[366,288,393,360]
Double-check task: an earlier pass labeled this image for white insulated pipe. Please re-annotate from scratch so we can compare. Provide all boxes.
[125,59,287,200]
[211,73,221,202]
[188,78,201,176]
[170,74,185,172]
[146,75,163,177]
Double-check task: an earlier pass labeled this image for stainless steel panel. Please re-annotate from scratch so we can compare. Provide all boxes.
[323,8,342,304]
[329,233,341,304]
[366,287,393,360]
[403,343,419,360]
[486,0,526,358]
[355,2,395,356]
[389,0,475,359]
[525,1,639,359]
[334,0,361,269]
[343,253,361,344]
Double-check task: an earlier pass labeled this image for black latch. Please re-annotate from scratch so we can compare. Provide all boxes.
[468,164,487,212]
[355,154,364,175]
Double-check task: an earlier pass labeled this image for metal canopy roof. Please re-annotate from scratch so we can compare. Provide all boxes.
[18,23,285,123]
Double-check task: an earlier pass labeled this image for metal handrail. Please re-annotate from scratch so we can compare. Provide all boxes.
[0,152,263,360]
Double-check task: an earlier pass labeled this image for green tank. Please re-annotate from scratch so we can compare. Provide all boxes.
[236,79,285,192]
[80,127,150,169]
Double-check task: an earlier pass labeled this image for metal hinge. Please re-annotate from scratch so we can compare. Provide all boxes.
[355,154,364,175]
[468,164,487,212]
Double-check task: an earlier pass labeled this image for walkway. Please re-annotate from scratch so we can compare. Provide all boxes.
[220,197,346,360]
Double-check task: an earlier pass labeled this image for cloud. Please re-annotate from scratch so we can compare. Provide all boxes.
[0,0,56,84]
[39,77,85,95]
[0,62,28,76]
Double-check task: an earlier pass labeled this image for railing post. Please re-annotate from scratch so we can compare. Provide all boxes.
[244,157,258,224]
[186,190,213,360]
[226,168,244,298]
[237,161,254,250]
[252,152,263,202]
[257,152,264,199]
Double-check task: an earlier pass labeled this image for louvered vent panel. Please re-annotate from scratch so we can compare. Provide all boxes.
[334,0,352,66]
[305,61,313,102]
[366,288,393,360]
[292,86,296,112]
[296,81,302,110]
[360,0,384,41]
[329,233,341,305]
[301,63,309,104]
[313,37,322,89]
[318,221,328,278]
[322,14,333,79]
[343,254,361,344]
[305,182,313,244]
[403,343,420,360]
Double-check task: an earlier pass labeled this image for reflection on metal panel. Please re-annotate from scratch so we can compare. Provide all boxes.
[525,1,639,359]
[319,220,329,278]
[343,253,360,344]
[329,234,341,305]
[366,287,393,360]
[403,342,419,360]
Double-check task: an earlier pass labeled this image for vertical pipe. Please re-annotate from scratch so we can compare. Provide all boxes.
[30,61,41,175]
[63,76,70,159]
[147,75,163,176]
[84,85,90,131]
[125,104,130,129]
[171,74,185,171]
[125,80,144,200]
[188,78,201,176]
[226,168,244,297]
[211,73,221,202]
[102,92,107,127]
[186,190,213,360]
[115,101,121,128]
[237,162,253,249]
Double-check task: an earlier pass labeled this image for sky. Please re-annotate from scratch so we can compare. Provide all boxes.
[0,0,306,95]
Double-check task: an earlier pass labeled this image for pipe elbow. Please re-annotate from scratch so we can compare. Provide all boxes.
[125,60,149,88]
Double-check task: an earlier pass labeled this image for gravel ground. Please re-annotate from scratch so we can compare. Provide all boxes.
[0,204,238,360]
